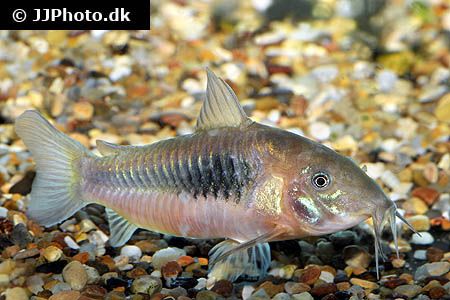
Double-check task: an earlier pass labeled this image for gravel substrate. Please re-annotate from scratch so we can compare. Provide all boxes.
[0,1,449,299]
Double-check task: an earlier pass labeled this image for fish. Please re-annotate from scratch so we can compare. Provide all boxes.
[15,68,418,281]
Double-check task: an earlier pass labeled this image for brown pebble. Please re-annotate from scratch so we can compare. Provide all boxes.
[426,247,444,262]
[126,267,147,279]
[49,290,81,300]
[399,273,414,284]
[257,281,285,297]
[411,187,440,205]
[82,285,107,298]
[73,101,94,121]
[336,282,351,291]
[211,279,233,297]
[298,265,321,285]
[384,278,407,289]
[350,278,379,289]
[422,280,442,292]
[429,286,446,299]
[322,295,338,300]
[72,252,90,264]
[161,261,181,279]
[310,283,337,297]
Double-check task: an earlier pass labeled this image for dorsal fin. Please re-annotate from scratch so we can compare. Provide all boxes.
[196,68,252,130]
[96,140,123,156]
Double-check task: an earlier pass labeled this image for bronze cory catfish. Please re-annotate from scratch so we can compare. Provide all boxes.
[15,69,415,281]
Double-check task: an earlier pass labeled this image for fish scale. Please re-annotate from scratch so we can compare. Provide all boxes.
[85,130,256,202]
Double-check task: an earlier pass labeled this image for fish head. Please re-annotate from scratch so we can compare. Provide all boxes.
[282,138,420,277]
[285,141,394,236]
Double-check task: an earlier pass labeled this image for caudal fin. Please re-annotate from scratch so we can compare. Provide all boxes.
[15,110,90,227]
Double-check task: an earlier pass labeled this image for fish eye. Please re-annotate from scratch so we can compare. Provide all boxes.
[312,172,331,190]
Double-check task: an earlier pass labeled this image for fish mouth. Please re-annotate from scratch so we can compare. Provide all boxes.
[371,202,419,278]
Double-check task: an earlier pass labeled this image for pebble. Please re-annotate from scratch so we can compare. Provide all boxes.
[329,231,357,247]
[4,287,29,300]
[350,278,379,290]
[0,207,8,218]
[291,292,314,300]
[272,292,291,300]
[43,245,63,262]
[410,232,434,245]
[426,247,444,262]
[13,248,40,260]
[415,262,450,281]
[84,265,100,284]
[310,283,337,297]
[394,284,422,298]
[130,275,162,296]
[11,223,32,248]
[152,247,186,269]
[319,271,334,283]
[242,285,256,300]
[414,250,428,260]
[284,282,310,294]
[120,245,142,262]
[343,246,372,269]
[435,93,450,122]
[412,187,440,206]
[62,261,88,290]
[257,281,285,297]
[297,266,321,285]
[405,215,430,231]
[48,290,81,300]
[63,236,80,250]
[196,290,223,300]
[161,261,182,279]
[73,101,94,121]
[211,279,233,297]
[429,286,446,299]
[26,274,44,294]
[309,122,331,141]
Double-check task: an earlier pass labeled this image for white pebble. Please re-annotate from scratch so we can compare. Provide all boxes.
[364,163,385,180]
[0,207,8,218]
[151,247,186,269]
[413,250,427,260]
[377,70,398,93]
[242,285,255,300]
[309,122,331,141]
[150,270,161,278]
[381,170,400,190]
[319,271,334,283]
[267,110,281,124]
[64,236,79,250]
[194,278,207,290]
[410,232,434,245]
[120,245,142,262]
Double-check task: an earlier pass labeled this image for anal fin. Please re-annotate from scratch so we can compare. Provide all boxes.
[106,208,138,247]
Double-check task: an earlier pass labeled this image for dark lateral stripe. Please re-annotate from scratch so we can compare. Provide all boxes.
[187,150,202,197]
[173,144,189,192]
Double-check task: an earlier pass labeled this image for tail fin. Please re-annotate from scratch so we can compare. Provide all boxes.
[15,110,90,227]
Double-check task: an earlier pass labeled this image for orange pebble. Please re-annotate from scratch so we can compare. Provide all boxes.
[198,257,208,266]
[72,252,90,264]
[177,255,195,267]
